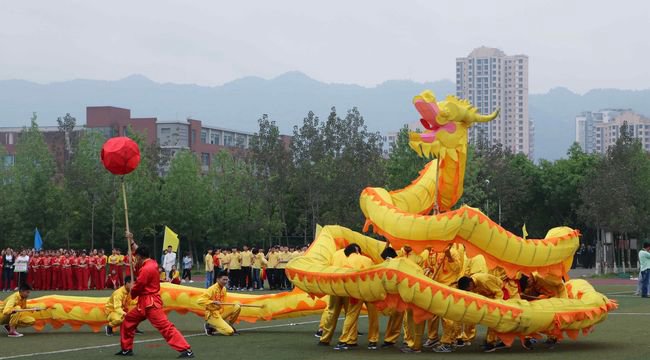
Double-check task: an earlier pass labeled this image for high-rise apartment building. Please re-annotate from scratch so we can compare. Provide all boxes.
[576,109,650,154]
[456,47,533,157]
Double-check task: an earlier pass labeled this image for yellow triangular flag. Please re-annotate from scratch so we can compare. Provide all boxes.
[522,224,528,240]
[163,226,180,252]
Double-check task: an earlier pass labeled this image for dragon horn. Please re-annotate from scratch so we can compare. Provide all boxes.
[472,108,500,123]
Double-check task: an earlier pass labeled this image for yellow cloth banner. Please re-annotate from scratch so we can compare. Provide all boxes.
[163,226,180,252]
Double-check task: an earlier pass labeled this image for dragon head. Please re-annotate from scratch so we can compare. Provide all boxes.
[409,90,499,160]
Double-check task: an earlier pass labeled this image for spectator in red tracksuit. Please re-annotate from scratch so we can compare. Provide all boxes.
[62,252,74,290]
[116,233,194,358]
[41,253,52,290]
[124,252,134,282]
[52,252,63,290]
[79,251,89,290]
[89,251,97,289]
[71,251,80,290]
[98,249,107,290]
[29,253,39,290]
[116,250,125,288]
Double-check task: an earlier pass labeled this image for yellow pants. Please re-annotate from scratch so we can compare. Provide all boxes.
[318,297,330,329]
[338,301,379,344]
[458,323,476,342]
[384,311,404,344]
[427,315,440,340]
[206,305,241,336]
[1,313,35,329]
[319,296,348,344]
[107,312,125,328]
[486,328,499,345]
[440,318,460,344]
[427,315,458,344]
[404,310,425,351]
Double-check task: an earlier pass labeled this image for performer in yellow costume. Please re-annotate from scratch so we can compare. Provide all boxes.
[1,284,36,338]
[423,244,464,352]
[198,271,241,336]
[104,276,137,336]
[458,273,506,352]
[333,247,379,351]
[457,254,487,346]
[318,245,353,346]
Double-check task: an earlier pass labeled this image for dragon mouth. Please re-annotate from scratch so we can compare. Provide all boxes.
[417,122,457,143]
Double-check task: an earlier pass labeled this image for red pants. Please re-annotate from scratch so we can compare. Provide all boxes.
[117,267,124,287]
[30,270,39,289]
[91,267,98,289]
[98,267,105,290]
[73,269,81,290]
[81,268,90,290]
[120,304,190,352]
[43,269,51,290]
[52,268,61,290]
[110,265,124,287]
[63,268,73,290]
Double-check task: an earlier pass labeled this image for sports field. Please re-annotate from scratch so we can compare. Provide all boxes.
[1,281,647,360]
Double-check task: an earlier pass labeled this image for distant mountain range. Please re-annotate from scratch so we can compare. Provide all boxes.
[2,72,650,160]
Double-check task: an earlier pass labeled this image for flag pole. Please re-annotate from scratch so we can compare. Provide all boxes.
[121,176,134,280]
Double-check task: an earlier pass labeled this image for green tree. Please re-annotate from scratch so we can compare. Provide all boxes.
[0,144,13,248]
[249,114,292,244]
[9,114,62,247]
[160,150,210,256]
[64,130,115,249]
[385,126,428,191]
[121,131,163,254]
[537,143,601,232]
[207,150,263,247]
[290,107,385,237]
[57,113,77,171]
[472,144,539,235]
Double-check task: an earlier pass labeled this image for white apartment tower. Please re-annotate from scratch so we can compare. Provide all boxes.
[456,47,533,157]
[576,109,650,154]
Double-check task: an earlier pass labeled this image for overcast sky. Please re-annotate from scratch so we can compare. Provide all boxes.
[1,0,647,93]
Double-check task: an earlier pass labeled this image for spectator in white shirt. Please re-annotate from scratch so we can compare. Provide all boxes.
[162,246,176,280]
[14,250,30,289]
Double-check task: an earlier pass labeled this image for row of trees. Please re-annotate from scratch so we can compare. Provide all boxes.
[2,110,649,270]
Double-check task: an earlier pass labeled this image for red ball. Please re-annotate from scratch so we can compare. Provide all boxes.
[100,137,141,175]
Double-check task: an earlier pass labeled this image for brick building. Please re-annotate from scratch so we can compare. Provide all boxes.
[1,106,290,174]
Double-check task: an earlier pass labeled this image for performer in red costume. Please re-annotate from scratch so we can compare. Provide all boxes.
[116,232,194,358]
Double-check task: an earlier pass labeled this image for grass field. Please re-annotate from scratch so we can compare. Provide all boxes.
[1,283,648,360]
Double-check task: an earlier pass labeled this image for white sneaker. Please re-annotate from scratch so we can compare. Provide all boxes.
[8,331,23,338]
[189,280,194,283]
[423,338,440,348]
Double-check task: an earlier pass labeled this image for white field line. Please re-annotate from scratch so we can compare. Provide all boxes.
[0,317,348,360]
[609,312,650,315]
